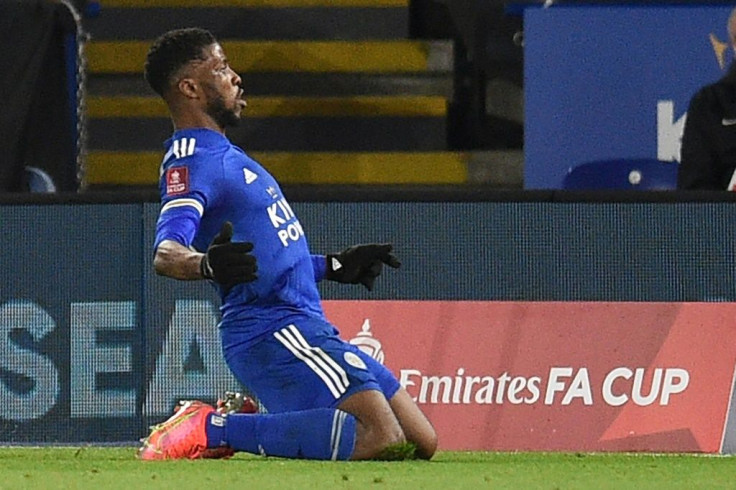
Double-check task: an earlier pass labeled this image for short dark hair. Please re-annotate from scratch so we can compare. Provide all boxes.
[144,28,217,96]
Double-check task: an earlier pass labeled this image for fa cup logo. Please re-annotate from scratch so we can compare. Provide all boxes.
[348,319,384,364]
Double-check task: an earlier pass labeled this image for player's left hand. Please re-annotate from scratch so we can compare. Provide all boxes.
[201,221,258,292]
[325,243,401,291]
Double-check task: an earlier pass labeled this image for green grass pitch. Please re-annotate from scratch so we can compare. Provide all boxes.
[1,448,734,489]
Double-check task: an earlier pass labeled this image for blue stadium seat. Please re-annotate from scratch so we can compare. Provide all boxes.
[562,159,678,190]
[25,166,57,193]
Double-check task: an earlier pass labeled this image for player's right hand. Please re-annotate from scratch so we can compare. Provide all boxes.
[200,221,257,292]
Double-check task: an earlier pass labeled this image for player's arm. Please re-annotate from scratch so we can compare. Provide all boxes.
[310,254,327,282]
[155,220,257,291]
[154,239,205,280]
[154,188,257,290]
[153,194,206,280]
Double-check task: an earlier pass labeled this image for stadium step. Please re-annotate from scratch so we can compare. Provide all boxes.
[85,4,409,40]
[81,0,459,188]
[86,72,453,97]
[87,95,447,118]
[85,40,452,75]
[86,94,447,151]
[97,0,408,7]
[84,150,468,186]
[88,117,446,152]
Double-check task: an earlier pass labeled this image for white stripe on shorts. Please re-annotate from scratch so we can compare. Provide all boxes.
[273,324,349,399]
[284,325,349,387]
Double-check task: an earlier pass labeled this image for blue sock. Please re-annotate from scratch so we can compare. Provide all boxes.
[206,408,356,460]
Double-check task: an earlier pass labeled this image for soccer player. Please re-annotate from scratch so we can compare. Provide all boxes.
[138,28,437,461]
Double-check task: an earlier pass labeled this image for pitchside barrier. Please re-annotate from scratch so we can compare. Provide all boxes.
[2,189,736,453]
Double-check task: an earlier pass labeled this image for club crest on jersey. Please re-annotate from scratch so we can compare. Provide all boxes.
[166,167,189,195]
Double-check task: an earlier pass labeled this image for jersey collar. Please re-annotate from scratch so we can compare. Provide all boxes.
[164,127,230,150]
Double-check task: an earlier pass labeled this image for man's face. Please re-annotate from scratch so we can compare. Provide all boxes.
[193,43,247,128]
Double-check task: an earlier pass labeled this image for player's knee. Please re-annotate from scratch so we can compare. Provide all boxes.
[415,426,438,460]
[361,421,406,460]
[377,421,406,448]
[340,389,409,460]
[350,416,406,460]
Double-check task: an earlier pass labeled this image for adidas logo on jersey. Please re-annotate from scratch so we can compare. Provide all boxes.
[244,168,258,184]
[172,137,196,159]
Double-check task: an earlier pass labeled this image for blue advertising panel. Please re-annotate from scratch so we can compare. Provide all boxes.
[524,5,734,188]
[0,204,144,442]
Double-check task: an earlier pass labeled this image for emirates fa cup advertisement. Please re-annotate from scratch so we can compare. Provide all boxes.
[328,301,736,454]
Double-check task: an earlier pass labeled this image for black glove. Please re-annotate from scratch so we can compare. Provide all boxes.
[325,243,401,291]
[200,222,257,292]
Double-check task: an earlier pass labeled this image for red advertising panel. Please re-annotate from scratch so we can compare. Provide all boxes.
[323,301,736,453]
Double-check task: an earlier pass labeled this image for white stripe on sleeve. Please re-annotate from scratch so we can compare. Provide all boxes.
[159,198,204,217]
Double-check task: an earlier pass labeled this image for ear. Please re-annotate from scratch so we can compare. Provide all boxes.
[177,78,199,99]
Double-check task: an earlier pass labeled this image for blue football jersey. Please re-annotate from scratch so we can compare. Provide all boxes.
[154,128,327,337]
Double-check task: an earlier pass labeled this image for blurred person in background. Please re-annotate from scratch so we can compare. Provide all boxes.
[678,6,736,190]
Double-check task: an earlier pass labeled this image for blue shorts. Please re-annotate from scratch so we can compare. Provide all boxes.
[221,315,400,413]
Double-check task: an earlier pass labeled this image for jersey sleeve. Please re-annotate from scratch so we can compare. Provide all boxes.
[310,254,326,282]
[154,198,203,250]
[153,152,219,252]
